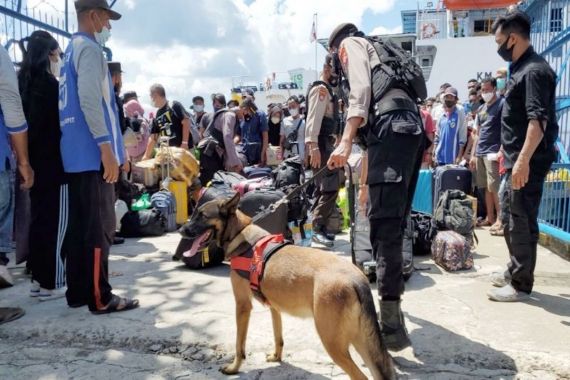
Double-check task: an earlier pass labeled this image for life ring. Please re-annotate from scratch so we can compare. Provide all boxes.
[422,23,437,39]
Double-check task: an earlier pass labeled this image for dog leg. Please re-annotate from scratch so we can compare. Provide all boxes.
[221,273,253,375]
[266,307,283,362]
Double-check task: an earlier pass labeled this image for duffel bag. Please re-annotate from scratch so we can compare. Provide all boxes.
[431,230,473,271]
[119,209,166,237]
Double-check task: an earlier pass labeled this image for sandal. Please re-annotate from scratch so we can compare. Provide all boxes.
[477,220,493,227]
[91,294,139,315]
[490,228,505,237]
[0,307,25,325]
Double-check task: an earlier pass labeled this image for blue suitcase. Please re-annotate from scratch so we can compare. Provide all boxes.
[433,165,472,212]
[412,169,433,214]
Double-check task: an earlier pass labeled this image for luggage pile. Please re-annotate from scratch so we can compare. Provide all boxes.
[116,146,200,239]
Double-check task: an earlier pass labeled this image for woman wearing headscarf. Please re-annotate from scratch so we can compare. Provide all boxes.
[17,30,65,301]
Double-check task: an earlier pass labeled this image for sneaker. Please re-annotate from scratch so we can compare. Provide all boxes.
[490,272,509,288]
[38,288,66,302]
[312,233,334,248]
[30,280,41,297]
[0,265,13,288]
[487,284,530,302]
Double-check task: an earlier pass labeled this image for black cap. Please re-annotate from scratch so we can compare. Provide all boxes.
[123,91,138,103]
[75,0,122,20]
[328,23,359,49]
[107,61,123,74]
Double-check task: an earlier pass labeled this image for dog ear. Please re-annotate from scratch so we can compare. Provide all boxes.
[221,192,240,215]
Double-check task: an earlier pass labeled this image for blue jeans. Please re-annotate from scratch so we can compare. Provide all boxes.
[0,170,15,264]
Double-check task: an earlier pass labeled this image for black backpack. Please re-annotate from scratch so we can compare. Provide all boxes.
[366,36,427,103]
[411,211,435,256]
[272,157,307,221]
[119,209,166,237]
[434,190,474,237]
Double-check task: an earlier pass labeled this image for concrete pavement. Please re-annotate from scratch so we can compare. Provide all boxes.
[0,227,569,379]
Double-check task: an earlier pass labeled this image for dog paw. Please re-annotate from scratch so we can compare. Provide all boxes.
[220,364,239,375]
[266,353,282,363]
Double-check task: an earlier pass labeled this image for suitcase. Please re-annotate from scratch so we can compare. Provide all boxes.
[412,169,433,214]
[431,230,473,271]
[239,189,288,236]
[167,181,188,225]
[150,190,177,232]
[155,147,200,186]
[244,166,273,179]
[132,159,160,187]
[212,171,247,186]
[232,177,274,196]
[433,165,472,212]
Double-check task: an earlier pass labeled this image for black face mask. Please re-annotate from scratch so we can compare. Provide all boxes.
[498,36,514,62]
[244,114,252,122]
[329,75,339,87]
[444,100,456,109]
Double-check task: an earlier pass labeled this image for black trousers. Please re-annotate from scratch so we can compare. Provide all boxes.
[502,165,549,294]
[313,135,340,230]
[28,183,67,290]
[367,110,424,299]
[63,171,115,310]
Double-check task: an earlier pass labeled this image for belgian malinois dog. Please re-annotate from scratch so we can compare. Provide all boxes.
[180,193,395,380]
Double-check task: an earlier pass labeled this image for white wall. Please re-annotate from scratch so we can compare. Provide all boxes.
[418,36,506,100]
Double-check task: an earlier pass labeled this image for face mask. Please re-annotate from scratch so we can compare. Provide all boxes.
[444,100,456,109]
[50,58,62,77]
[497,37,514,62]
[289,108,299,117]
[244,114,252,122]
[271,116,281,124]
[482,93,494,103]
[329,75,339,88]
[194,105,204,113]
[93,14,111,46]
[497,78,506,91]
[151,100,157,108]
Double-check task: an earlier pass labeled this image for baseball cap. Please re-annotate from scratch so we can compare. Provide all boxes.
[75,0,122,20]
[443,87,458,98]
[241,88,255,98]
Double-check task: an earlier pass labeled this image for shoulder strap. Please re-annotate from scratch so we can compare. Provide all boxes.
[205,109,228,136]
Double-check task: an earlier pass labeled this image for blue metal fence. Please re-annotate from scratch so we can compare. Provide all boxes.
[522,0,570,241]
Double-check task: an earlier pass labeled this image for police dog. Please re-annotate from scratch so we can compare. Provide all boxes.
[179,193,395,380]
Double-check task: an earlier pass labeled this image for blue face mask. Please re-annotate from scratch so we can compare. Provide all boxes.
[497,78,506,91]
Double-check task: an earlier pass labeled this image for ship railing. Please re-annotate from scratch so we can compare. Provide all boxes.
[538,163,570,242]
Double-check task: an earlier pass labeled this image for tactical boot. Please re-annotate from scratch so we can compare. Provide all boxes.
[379,300,412,351]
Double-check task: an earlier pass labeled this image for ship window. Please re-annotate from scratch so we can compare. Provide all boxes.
[401,41,413,53]
[473,19,492,34]
[421,58,430,67]
[550,7,563,33]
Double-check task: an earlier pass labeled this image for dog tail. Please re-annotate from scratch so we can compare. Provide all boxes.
[352,280,396,380]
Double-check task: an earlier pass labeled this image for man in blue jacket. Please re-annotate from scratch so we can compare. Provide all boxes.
[59,0,138,314]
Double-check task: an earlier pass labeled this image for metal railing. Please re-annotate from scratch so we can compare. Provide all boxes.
[538,163,570,241]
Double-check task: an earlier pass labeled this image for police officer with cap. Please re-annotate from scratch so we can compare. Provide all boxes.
[305,54,342,247]
[327,23,425,350]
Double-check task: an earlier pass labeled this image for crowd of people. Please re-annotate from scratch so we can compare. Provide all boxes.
[0,1,559,362]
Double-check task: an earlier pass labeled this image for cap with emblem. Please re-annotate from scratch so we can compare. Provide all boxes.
[107,61,123,75]
[328,23,359,50]
[74,0,122,20]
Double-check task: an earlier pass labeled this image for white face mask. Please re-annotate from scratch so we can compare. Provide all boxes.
[482,92,494,103]
[50,58,62,78]
[194,104,204,113]
[271,116,281,124]
[289,108,299,117]
[93,14,111,46]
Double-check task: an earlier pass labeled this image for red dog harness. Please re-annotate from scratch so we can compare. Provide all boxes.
[230,234,289,304]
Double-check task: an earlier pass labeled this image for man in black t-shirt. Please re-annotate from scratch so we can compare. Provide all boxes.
[143,83,190,159]
[488,11,558,303]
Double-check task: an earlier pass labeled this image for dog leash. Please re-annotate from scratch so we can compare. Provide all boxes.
[251,165,330,224]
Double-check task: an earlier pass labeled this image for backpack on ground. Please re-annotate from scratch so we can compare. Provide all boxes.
[366,36,427,103]
[411,211,435,256]
[119,209,166,237]
[434,189,474,238]
[431,230,473,271]
[243,166,272,179]
[150,190,177,232]
[212,171,247,187]
[273,156,307,221]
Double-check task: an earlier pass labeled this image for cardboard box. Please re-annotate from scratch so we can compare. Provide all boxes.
[132,159,160,187]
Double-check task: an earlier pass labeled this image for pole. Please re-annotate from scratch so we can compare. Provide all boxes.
[314,13,318,82]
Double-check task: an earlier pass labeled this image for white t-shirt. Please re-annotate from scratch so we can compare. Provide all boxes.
[280,116,305,159]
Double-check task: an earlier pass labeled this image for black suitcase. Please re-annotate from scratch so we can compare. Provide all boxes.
[239,189,288,236]
[433,165,472,212]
